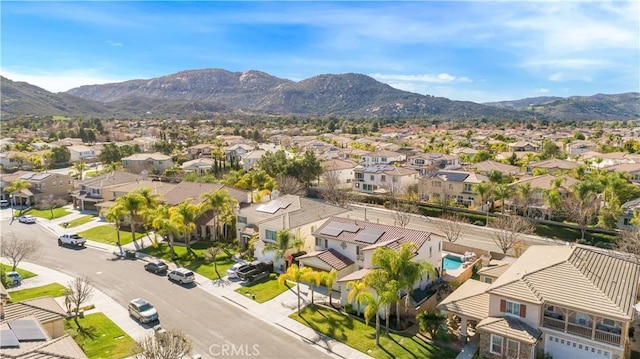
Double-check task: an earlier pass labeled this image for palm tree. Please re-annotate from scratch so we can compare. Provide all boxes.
[136,188,161,246]
[346,280,367,316]
[72,161,88,181]
[5,179,31,213]
[474,182,493,205]
[417,310,446,338]
[322,269,338,307]
[103,203,127,253]
[200,189,238,242]
[262,229,303,272]
[115,192,145,249]
[493,184,513,214]
[150,204,179,260]
[301,267,322,304]
[170,199,202,254]
[278,264,304,315]
[358,274,397,345]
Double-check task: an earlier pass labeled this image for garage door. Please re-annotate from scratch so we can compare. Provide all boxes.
[544,334,610,359]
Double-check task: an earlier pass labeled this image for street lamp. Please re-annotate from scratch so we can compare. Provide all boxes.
[9,194,14,220]
[485,200,491,227]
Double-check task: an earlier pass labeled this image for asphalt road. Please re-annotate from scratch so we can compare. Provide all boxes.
[1,220,331,359]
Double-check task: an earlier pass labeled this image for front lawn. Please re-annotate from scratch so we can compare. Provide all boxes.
[235,273,289,303]
[1,263,37,279]
[21,207,71,220]
[291,305,459,359]
[8,283,67,302]
[65,312,136,359]
[142,242,237,280]
[62,215,95,228]
[79,225,146,246]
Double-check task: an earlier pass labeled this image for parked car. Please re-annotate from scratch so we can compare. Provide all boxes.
[237,260,274,283]
[18,215,36,224]
[6,271,21,286]
[144,260,169,274]
[128,298,158,323]
[167,268,195,284]
[226,262,249,279]
[0,200,9,208]
[58,233,87,247]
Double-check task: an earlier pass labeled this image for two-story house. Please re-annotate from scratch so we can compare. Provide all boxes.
[1,171,74,206]
[566,140,598,156]
[438,245,639,359]
[508,141,541,153]
[299,217,442,303]
[466,160,521,178]
[604,163,640,185]
[352,165,419,195]
[240,150,266,170]
[319,159,358,189]
[507,174,578,218]
[121,152,174,175]
[236,195,350,271]
[186,143,217,159]
[525,159,578,175]
[67,145,97,163]
[71,171,144,212]
[360,150,406,166]
[224,143,256,162]
[407,153,461,175]
[181,158,216,175]
[419,170,489,208]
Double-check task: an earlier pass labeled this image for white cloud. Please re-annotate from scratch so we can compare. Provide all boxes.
[536,88,550,93]
[1,69,125,93]
[106,40,122,47]
[370,73,472,84]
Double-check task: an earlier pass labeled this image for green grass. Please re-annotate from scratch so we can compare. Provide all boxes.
[141,242,237,280]
[22,207,71,220]
[535,223,618,245]
[235,273,289,303]
[1,263,37,279]
[79,225,145,246]
[85,170,98,178]
[8,283,67,302]
[52,115,72,121]
[65,312,136,359]
[62,215,95,228]
[291,305,459,359]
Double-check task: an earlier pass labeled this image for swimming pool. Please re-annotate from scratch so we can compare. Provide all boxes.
[442,254,464,271]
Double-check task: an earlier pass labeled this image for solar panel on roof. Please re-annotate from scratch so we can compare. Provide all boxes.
[19,173,35,180]
[439,172,469,182]
[256,199,290,214]
[31,173,50,180]
[354,227,386,244]
[0,330,19,348]
[8,320,47,341]
[318,222,360,237]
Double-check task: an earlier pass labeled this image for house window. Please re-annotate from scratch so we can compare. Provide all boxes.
[237,216,247,224]
[315,237,327,249]
[370,175,374,181]
[265,230,276,241]
[576,312,591,326]
[380,175,386,182]
[448,184,453,190]
[506,339,519,358]
[490,334,503,355]
[505,301,520,316]
[483,277,493,284]
[432,181,441,188]
[602,318,615,327]
[501,299,526,318]
[464,183,473,192]
[355,173,364,180]
[415,159,425,165]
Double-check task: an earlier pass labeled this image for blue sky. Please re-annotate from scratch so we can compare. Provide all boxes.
[2,1,638,103]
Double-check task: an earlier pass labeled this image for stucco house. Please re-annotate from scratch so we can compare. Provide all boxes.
[121,152,174,175]
[181,158,216,175]
[566,140,598,156]
[360,150,406,166]
[319,158,358,189]
[71,171,144,212]
[525,159,578,175]
[438,245,639,359]
[419,170,489,208]
[352,165,419,195]
[1,171,74,206]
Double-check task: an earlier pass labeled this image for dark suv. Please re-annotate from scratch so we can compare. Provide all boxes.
[237,260,273,282]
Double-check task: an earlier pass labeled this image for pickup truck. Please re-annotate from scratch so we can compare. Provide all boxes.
[58,233,87,247]
[237,260,273,282]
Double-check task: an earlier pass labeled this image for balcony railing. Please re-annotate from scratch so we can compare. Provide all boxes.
[566,322,592,339]
[543,317,564,331]
[594,329,621,346]
[543,315,622,347]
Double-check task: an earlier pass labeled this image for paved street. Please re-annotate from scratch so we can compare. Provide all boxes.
[0,211,337,359]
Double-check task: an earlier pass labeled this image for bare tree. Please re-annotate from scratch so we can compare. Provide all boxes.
[204,246,222,280]
[561,194,599,241]
[320,170,351,207]
[134,329,193,359]
[618,228,640,264]
[0,233,41,271]
[65,276,94,327]
[490,216,535,254]
[392,201,418,228]
[275,175,306,196]
[436,213,468,243]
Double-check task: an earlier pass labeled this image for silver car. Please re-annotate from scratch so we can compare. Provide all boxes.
[167,268,195,284]
[128,298,158,323]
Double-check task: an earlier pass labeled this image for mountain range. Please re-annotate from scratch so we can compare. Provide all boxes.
[1,69,638,121]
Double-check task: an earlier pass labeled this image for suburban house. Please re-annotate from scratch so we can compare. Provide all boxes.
[1,171,74,206]
[186,143,218,159]
[319,158,358,189]
[224,143,256,162]
[302,217,442,303]
[352,165,419,195]
[338,148,371,162]
[67,145,97,163]
[71,171,144,212]
[467,160,521,178]
[525,159,578,175]
[121,152,174,175]
[181,158,216,175]
[580,152,640,169]
[1,296,87,358]
[236,194,350,270]
[604,163,640,184]
[407,153,461,175]
[618,197,640,229]
[506,174,578,218]
[438,245,639,359]
[240,150,266,170]
[566,140,598,156]
[0,151,32,170]
[419,170,489,208]
[508,141,540,152]
[360,150,406,166]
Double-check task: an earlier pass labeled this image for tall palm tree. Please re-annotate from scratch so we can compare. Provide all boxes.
[201,189,238,242]
[262,229,303,272]
[170,199,202,254]
[474,182,493,205]
[278,264,304,315]
[322,269,338,307]
[136,188,161,246]
[301,267,322,304]
[150,204,179,260]
[493,184,513,214]
[358,274,397,345]
[72,161,88,181]
[115,192,145,248]
[103,203,127,253]
[5,179,31,212]
[346,280,368,316]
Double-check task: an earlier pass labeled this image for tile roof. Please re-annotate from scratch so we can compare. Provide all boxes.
[476,316,541,344]
[488,245,640,320]
[78,171,143,188]
[467,160,521,175]
[437,279,490,320]
[509,174,577,191]
[298,248,354,270]
[321,159,358,171]
[161,182,248,206]
[122,152,172,161]
[108,180,177,197]
[240,195,350,229]
[477,263,511,278]
[3,297,67,323]
[336,268,371,283]
[527,158,578,170]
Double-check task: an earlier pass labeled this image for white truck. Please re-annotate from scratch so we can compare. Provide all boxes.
[58,233,87,247]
